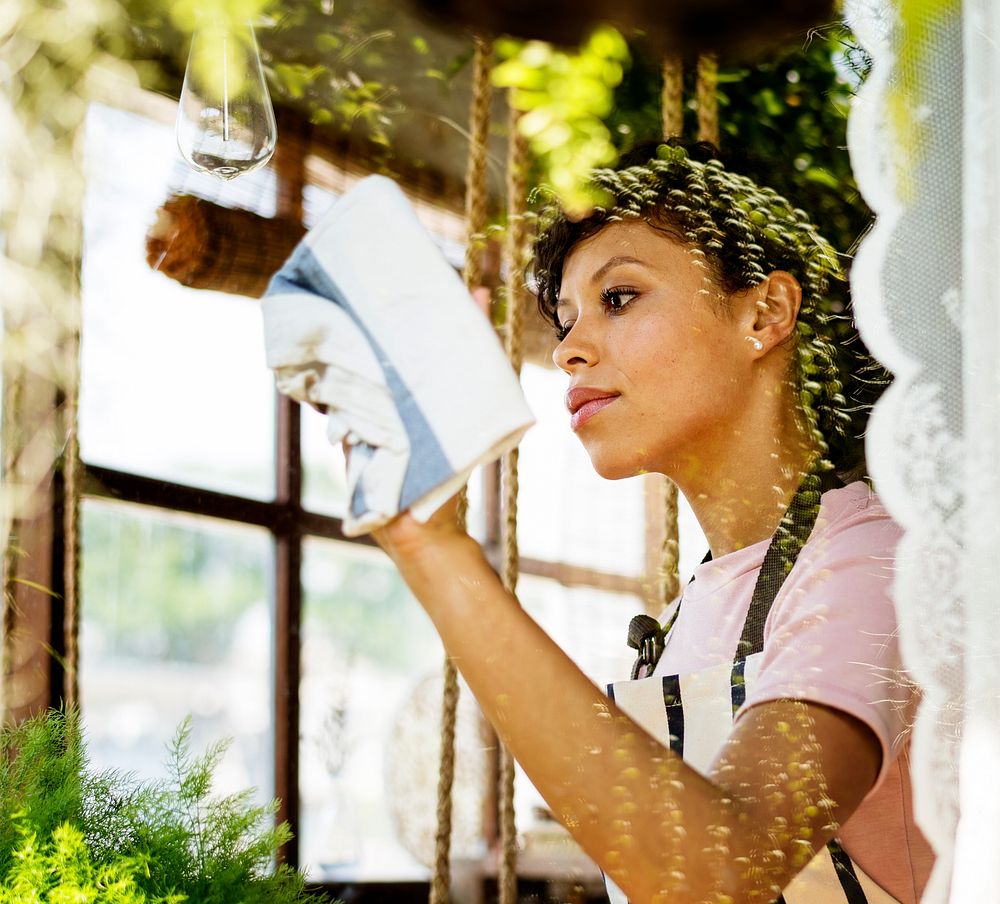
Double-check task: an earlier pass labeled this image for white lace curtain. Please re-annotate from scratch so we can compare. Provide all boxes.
[846,0,1000,900]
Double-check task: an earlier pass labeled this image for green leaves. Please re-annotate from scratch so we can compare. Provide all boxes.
[494,26,630,216]
[1,820,156,904]
[0,712,324,904]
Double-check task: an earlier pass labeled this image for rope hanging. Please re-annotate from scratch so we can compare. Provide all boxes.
[661,54,684,140]
[696,54,720,145]
[656,55,687,609]
[461,37,495,292]
[650,52,719,608]
[496,103,530,904]
[429,35,493,904]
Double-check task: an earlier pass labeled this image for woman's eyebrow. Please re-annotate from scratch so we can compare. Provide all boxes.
[556,255,650,312]
[590,255,648,283]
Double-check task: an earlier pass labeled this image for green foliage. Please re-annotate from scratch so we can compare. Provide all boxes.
[0,711,86,881]
[107,720,308,904]
[168,0,273,35]
[0,819,166,904]
[608,27,871,256]
[114,1,867,251]
[256,0,463,149]
[0,712,327,904]
[494,27,630,217]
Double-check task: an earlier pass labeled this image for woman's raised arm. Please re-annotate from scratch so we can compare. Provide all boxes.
[375,498,881,904]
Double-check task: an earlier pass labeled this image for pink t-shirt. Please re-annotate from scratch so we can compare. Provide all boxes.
[651,481,934,904]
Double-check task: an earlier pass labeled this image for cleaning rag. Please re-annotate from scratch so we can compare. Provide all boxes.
[261,175,535,537]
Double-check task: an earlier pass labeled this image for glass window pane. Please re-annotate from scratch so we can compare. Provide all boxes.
[512,575,638,882]
[518,363,646,576]
[80,499,274,807]
[517,574,638,687]
[80,103,275,499]
[300,537,486,882]
[301,403,349,518]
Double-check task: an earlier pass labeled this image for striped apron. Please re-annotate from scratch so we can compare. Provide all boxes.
[604,483,902,904]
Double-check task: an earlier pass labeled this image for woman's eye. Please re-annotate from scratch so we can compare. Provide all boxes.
[555,321,574,341]
[601,287,639,313]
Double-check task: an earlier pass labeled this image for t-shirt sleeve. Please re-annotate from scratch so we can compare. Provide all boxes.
[738,503,915,794]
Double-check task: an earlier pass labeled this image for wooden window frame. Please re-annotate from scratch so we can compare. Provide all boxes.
[5,90,654,901]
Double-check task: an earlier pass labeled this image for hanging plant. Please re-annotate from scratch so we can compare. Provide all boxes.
[493,26,630,217]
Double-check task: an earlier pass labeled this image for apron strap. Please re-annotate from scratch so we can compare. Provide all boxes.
[627,472,840,675]
[735,475,825,658]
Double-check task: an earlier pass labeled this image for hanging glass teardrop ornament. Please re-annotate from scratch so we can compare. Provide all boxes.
[177,18,277,180]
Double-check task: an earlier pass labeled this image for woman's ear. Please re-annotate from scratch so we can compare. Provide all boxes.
[745,270,802,354]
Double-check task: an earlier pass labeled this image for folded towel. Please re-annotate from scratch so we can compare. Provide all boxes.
[261,175,535,537]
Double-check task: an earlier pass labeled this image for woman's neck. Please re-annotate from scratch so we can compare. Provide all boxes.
[668,390,820,559]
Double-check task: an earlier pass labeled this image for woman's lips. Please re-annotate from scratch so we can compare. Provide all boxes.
[570,395,618,431]
[566,387,621,431]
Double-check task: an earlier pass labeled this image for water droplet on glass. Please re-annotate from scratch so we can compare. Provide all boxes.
[177,18,276,180]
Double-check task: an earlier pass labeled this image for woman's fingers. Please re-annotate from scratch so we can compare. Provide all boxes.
[471,286,491,318]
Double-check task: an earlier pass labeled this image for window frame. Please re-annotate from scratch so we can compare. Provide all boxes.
[12,88,662,899]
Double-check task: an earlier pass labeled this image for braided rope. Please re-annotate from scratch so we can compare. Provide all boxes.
[660,480,681,605]
[661,54,683,139]
[430,655,460,904]
[462,36,495,290]
[62,328,82,711]
[659,56,684,608]
[497,100,529,904]
[696,54,719,145]
[429,35,493,904]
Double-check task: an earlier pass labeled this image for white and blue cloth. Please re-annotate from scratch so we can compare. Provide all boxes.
[261,175,535,537]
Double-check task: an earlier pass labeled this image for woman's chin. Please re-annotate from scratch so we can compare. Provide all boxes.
[584,446,652,482]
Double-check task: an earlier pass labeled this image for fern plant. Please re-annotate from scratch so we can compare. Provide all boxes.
[0,817,176,904]
[0,711,328,904]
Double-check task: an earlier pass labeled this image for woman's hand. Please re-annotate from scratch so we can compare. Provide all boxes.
[371,491,469,566]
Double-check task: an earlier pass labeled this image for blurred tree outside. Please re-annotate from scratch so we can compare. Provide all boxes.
[114,0,870,254]
[82,504,430,670]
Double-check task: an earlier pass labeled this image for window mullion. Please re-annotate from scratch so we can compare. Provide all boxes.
[274,391,302,867]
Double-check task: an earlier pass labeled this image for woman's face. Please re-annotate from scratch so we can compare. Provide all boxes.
[553,220,760,481]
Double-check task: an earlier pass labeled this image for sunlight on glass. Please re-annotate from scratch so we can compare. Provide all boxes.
[299,537,447,880]
[80,499,274,806]
[81,104,275,499]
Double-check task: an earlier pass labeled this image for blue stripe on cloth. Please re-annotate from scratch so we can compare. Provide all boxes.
[270,246,455,513]
[661,675,684,756]
[828,840,869,904]
[349,443,376,519]
[606,683,616,703]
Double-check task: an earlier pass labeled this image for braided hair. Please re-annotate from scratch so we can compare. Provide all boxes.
[533,140,890,570]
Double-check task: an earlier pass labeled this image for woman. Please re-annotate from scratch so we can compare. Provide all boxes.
[374,143,932,903]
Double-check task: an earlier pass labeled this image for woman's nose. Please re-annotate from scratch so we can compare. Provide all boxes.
[552,319,598,373]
